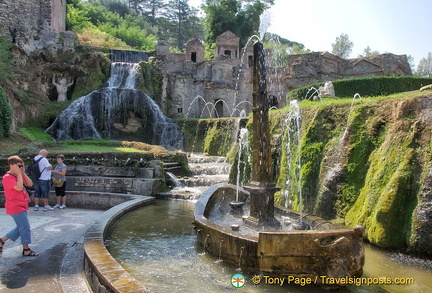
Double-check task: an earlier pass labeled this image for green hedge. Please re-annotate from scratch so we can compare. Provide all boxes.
[0,86,12,138]
[287,76,432,101]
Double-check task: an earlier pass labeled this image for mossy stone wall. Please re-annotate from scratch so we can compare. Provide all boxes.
[178,118,240,159]
[271,93,432,255]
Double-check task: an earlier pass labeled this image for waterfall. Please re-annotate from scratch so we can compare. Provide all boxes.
[46,50,184,150]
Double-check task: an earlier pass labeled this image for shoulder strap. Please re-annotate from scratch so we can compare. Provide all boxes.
[34,157,44,163]
[6,171,17,178]
[7,172,30,192]
[35,157,46,173]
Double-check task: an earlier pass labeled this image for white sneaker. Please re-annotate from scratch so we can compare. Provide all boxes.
[43,205,54,211]
[59,205,67,209]
[54,204,62,208]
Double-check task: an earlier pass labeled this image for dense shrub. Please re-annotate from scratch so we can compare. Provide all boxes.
[0,86,12,138]
[287,76,432,101]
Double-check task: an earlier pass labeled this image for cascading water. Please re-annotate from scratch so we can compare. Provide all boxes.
[283,99,307,228]
[235,128,250,202]
[160,153,232,200]
[46,50,184,150]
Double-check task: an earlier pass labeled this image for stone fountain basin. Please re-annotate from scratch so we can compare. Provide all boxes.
[194,183,365,283]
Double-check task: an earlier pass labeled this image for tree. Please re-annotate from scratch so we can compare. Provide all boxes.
[407,55,415,74]
[358,46,380,57]
[159,0,204,51]
[66,0,158,51]
[202,0,274,51]
[165,0,191,50]
[416,52,432,77]
[136,0,168,26]
[262,33,308,66]
[331,33,353,59]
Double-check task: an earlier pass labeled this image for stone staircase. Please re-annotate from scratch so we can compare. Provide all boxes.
[65,165,164,195]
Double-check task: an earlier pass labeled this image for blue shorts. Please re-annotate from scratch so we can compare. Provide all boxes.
[34,179,50,198]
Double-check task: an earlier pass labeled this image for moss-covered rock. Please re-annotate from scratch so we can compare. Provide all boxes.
[178,117,241,158]
[138,60,163,105]
[272,92,432,255]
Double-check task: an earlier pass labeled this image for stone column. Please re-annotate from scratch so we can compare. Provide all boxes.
[243,41,281,230]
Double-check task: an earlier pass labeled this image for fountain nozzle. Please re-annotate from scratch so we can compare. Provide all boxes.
[291,221,310,230]
[229,201,245,216]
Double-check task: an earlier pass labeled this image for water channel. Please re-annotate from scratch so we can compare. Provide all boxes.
[107,199,431,293]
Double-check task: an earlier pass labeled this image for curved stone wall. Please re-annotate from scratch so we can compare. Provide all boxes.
[83,196,155,293]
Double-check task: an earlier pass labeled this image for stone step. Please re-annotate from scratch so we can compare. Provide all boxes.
[66,165,154,178]
[65,176,164,196]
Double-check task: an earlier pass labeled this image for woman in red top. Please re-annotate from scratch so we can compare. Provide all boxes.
[0,156,39,256]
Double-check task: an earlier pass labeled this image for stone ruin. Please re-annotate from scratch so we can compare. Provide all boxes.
[0,0,67,50]
[155,31,288,119]
[285,51,412,91]
[154,32,412,119]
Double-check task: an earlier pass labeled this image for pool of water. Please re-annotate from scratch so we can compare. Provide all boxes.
[106,200,432,293]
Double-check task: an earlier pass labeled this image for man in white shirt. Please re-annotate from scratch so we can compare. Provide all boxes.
[33,149,53,211]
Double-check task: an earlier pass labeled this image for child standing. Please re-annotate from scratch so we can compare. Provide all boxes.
[52,155,67,209]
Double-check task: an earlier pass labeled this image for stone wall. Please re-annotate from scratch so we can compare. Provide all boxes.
[0,0,66,44]
[286,51,412,91]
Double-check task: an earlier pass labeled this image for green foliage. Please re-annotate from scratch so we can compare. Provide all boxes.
[262,33,309,66]
[67,0,157,51]
[337,107,381,216]
[138,61,163,104]
[345,126,419,248]
[67,0,204,52]
[66,4,92,31]
[71,49,110,100]
[0,86,12,138]
[203,118,237,155]
[19,127,53,142]
[358,46,380,57]
[76,27,132,49]
[162,0,202,51]
[415,52,432,77]
[331,33,353,58]
[178,118,238,157]
[287,76,432,101]
[203,0,274,49]
[0,34,16,83]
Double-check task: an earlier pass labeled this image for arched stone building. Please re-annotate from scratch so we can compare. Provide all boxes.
[156,30,412,119]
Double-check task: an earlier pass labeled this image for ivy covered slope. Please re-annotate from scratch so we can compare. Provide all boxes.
[272,90,432,255]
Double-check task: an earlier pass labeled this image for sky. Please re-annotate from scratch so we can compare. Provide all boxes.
[188,0,432,68]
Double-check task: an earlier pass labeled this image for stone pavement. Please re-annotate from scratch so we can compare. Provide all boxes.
[0,207,104,292]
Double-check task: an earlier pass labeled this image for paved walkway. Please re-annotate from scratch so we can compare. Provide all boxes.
[0,207,104,292]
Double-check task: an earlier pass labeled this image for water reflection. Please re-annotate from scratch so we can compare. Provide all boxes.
[107,200,431,293]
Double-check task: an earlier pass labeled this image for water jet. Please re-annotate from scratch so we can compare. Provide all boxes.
[194,40,365,282]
